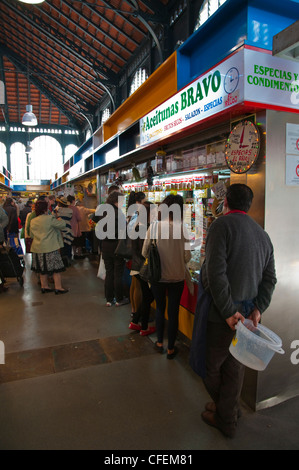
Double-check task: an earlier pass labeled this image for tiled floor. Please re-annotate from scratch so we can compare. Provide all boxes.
[0,253,299,450]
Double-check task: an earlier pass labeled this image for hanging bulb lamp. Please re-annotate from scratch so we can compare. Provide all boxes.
[18,0,45,4]
[22,105,38,126]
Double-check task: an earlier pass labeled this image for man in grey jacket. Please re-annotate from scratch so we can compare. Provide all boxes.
[200,184,277,438]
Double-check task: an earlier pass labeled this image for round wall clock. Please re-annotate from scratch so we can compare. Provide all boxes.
[225,120,260,174]
[224,67,239,94]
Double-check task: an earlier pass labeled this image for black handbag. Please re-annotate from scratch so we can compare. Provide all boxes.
[114,234,132,259]
[139,238,161,283]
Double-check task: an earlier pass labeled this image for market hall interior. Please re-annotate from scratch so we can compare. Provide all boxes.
[0,251,298,451]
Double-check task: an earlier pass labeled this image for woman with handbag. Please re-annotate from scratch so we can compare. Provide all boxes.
[129,201,156,336]
[29,200,68,294]
[142,195,191,359]
[127,191,146,320]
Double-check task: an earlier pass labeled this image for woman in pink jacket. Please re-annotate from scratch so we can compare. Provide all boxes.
[73,200,95,258]
[67,195,82,260]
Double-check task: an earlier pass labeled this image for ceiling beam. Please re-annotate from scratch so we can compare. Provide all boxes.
[1,46,82,129]
[3,0,119,105]
[78,0,147,37]
[52,0,136,58]
[37,1,127,68]
[2,0,107,80]
[1,29,103,105]
[122,0,163,64]
[124,0,168,24]
[1,20,103,90]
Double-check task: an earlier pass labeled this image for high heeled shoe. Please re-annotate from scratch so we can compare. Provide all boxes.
[55,289,69,295]
[41,288,54,294]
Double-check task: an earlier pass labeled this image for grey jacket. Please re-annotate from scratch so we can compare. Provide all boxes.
[142,221,191,282]
[0,207,8,243]
[201,212,277,323]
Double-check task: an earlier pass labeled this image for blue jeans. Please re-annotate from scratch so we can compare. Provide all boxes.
[151,281,185,350]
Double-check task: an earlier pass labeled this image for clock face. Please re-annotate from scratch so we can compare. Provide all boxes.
[224,67,239,94]
[225,121,260,174]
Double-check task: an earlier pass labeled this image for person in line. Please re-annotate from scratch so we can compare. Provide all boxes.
[54,196,74,267]
[127,191,146,321]
[74,200,96,258]
[29,200,68,294]
[107,184,121,195]
[0,205,8,245]
[67,195,82,260]
[20,200,33,228]
[0,205,9,291]
[142,194,191,359]
[15,197,25,217]
[24,199,38,254]
[2,197,23,255]
[127,191,146,212]
[95,190,128,307]
[48,195,56,213]
[195,184,277,438]
[129,201,156,336]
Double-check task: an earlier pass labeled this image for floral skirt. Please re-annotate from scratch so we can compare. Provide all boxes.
[31,250,65,275]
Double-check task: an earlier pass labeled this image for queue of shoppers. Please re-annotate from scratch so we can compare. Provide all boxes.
[93,182,277,440]
[0,183,277,441]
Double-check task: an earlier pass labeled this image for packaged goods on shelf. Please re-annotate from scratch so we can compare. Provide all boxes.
[188,247,202,283]
[194,146,207,166]
[182,149,193,169]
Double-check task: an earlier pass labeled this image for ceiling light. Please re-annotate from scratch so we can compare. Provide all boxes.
[18,0,45,4]
[22,105,38,126]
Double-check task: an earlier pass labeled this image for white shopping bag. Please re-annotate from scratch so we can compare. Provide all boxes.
[97,256,106,280]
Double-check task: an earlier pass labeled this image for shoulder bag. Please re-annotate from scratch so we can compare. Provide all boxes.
[139,222,161,283]
[114,228,133,260]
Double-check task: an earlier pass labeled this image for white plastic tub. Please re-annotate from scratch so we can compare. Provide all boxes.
[229,319,285,371]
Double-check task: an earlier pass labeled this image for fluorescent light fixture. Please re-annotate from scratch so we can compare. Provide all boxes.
[22,105,38,126]
[18,0,45,4]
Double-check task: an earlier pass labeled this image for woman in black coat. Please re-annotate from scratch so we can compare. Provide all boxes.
[95,190,128,307]
[20,200,33,227]
[3,198,18,235]
[2,198,23,255]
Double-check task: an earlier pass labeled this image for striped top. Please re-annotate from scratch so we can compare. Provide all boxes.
[55,207,74,245]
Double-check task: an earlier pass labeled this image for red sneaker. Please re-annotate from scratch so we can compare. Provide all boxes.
[129,322,141,331]
[140,326,156,336]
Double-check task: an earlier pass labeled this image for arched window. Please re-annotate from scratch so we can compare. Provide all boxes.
[30,136,62,181]
[10,142,27,180]
[194,0,227,31]
[0,142,7,170]
[65,144,78,162]
[101,107,110,125]
[130,68,148,96]
[10,136,63,182]
[85,129,92,141]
